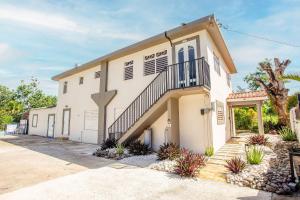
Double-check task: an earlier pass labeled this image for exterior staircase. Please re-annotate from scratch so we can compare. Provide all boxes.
[108,57,210,144]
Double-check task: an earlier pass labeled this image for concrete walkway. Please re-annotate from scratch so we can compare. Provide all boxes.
[199,137,245,182]
[0,165,272,200]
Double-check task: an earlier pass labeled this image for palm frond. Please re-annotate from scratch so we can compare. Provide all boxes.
[281,74,300,82]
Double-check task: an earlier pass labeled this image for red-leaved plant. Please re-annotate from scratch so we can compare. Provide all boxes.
[247,135,270,146]
[225,157,246,174]
[174,148,206,177]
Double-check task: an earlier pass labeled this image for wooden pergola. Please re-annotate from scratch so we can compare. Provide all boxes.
[227,90,268,136]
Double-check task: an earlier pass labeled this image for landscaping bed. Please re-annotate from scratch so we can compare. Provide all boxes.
[226,133,299,195]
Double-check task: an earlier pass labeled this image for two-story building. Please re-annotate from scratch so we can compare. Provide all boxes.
[28,15,237,153]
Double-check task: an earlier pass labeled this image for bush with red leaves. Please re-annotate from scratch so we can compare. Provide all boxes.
[174,148,206,177]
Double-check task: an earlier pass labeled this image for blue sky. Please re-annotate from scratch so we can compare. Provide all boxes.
[0,0,299,95]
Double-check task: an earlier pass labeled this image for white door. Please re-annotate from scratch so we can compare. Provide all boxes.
[47,114,55,137]
[62,109,70,136]
[175,39,198,87]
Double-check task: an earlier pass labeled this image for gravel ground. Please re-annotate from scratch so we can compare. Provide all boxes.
[119,154,157,167]
[0,166,272,200]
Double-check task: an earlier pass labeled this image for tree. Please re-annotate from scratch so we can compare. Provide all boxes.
[255,58,290,126]
[244,67,268,91]
[0,78,57,130]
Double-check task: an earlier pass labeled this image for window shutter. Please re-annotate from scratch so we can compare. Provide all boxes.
[156,56,168,73]
[144,59,155,76]
[216,100,225,125]
[124,66,133,80]
[214,53,221,76]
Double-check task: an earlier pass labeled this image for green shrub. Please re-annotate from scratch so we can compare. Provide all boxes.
[128,140,150,155]
[225,157,246,174]
[174,148,206,177]
[157,143,180,160]
[116,144,125,156]
[246,146,264,165]
[101,138,117,150]
[279,127,298,141]
[247,135,270,146]
[204,146,214,157]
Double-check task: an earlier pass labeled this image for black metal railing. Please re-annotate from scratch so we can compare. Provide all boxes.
[108,57,210,139]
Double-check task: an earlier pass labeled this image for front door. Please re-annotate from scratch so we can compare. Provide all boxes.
[47,114,55,138]
[62,109,71,136]
[175,39,198,87]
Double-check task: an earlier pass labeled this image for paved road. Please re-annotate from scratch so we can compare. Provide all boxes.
[0,135,298,200]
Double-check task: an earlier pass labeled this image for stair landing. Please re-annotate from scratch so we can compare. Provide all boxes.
[198,137,246,182]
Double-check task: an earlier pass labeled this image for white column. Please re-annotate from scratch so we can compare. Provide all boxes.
[231,107,236,137]
[256,102,264,135]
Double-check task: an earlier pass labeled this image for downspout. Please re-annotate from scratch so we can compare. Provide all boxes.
[164,31,173,47]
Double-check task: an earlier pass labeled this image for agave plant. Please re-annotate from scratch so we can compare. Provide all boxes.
[204,146,214,157]
[225,157,246,174]
[279,127,298,141]
[246,146,264,165]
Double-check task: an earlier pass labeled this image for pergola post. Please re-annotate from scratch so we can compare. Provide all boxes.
[256,101,264,135]
[230,107,236,137]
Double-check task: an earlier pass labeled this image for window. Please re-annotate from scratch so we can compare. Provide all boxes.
[216,100,225,125]
[95,71,101,79]
[124,60,133,80]
[213,53,221,76]
[144,50,168,76]
[32,114,38,127]
[63,81,68,94]
[79,77,84,85]
[226,72,231,86]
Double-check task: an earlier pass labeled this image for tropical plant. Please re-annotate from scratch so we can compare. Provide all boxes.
[101,138,117,150]
[128,140,150,155]
[279,127,298,141]
[247,135,270,146]
[157,143,180,160]
[225,157,246,174]
[246,146,264,165]
[116,144,125,156]
[254,58,291,126]
[281,73,300,82]
[174,148,206,177]
[204,146,214,157]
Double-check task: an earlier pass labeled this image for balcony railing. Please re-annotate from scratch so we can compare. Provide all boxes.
[108,57,210,138]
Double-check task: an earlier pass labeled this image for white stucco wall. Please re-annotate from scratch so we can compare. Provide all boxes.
[150,111,168,151]
[28,107,56,137]
[179,94,211,154]
[202,30,233,151]
[54,66,100,144]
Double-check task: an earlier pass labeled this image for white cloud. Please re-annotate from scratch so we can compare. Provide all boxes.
[0,43,20,62]
[0,5,87,33]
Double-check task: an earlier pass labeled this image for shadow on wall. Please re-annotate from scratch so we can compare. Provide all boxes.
[0,135,115,169]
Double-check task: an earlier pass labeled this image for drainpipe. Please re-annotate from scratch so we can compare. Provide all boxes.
[164,31,173,47]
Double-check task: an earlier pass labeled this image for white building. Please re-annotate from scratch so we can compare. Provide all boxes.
[29,15,238,153]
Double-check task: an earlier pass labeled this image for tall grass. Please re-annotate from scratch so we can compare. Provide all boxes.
[246,146,264,165]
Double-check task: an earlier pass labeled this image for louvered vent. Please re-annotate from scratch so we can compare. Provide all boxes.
[156,56,168,73]
[124,66,133,80]
[144,60,155,76]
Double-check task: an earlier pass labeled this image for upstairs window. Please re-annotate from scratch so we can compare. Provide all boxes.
[95,71,101,79]
[124,60,133,80]
[63,81,68,94]
[213,53,221,76]
[226,72,231,86]
[79,77,84,85]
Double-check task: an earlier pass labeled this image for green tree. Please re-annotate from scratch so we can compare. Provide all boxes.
[244,67,268,91]
[0,78,57,130]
